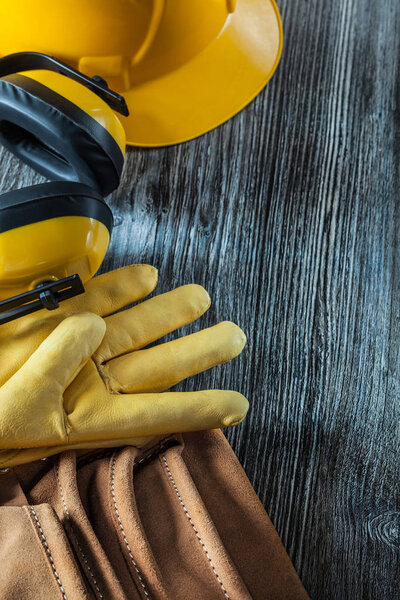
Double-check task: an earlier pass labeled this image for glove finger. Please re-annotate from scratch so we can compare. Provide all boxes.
[0,435,155,467]
[16,313,105,392]
[95,284,211,363]
[103,321,246,393]
[68,390,249,442]
[63,264,158,317]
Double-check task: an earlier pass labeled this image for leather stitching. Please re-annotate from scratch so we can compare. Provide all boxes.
[28,505,68,600]
[55,464,104,599]
[111,455,151,599]
[0,449,20,466]
[161,454,232,600]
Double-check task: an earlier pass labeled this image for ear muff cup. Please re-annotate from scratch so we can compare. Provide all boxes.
[0,74,124,197]
[0,181,113,297]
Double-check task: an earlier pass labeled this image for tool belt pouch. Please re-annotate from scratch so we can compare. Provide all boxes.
[0,431,309,600]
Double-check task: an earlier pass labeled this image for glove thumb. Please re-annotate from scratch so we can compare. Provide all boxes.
[15,312,106,392]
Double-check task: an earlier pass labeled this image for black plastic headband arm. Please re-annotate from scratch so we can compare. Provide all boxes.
[0,275,85,325]
[0,52,129,116]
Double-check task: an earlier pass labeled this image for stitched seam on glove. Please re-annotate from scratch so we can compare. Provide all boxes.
[97,362,120,394]
[0,448,21,467]
[62,408,73,444]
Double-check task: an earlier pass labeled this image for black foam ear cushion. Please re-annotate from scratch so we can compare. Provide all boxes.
[0,181,113,233]
[0,74,124,197]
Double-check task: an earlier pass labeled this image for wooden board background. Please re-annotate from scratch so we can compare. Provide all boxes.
[0,1,399,598]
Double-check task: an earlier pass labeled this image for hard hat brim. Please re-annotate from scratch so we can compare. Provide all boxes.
[122,0,282,147]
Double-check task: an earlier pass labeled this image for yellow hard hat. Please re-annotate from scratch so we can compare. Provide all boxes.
[0,0,282,146]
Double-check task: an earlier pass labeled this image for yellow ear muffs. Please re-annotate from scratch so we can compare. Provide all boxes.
[0,74,124,196]
[0,181,112,323]
[0,53,126,324]
[0,55,127,196]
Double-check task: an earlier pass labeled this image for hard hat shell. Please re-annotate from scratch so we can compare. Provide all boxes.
[0,0,282,146]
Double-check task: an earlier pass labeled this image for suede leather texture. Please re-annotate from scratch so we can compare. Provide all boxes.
[0,431,309,600]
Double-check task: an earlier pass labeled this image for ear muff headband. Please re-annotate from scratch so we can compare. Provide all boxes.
[0,53,126,322]
[0,52,129,116]
[0,181,113,233]
[0,74,124,196]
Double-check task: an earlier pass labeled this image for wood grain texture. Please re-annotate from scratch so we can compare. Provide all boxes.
[0,1,399,598]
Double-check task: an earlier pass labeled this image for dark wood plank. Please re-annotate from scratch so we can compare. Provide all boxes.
[1,1,399,598]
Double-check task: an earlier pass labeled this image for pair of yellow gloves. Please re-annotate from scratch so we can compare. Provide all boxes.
[0,265,248,467]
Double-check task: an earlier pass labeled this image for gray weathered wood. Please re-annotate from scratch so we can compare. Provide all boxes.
[1,1,399,597]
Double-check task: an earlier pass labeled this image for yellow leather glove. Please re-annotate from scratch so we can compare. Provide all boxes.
[0,266,248,467]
